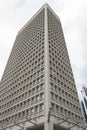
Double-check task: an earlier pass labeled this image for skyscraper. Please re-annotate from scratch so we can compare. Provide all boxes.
[0,3,84,130]
[81,101,87,124]
[81,86,87,124]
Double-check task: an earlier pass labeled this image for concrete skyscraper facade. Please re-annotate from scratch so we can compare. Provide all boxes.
[0,3,84,130]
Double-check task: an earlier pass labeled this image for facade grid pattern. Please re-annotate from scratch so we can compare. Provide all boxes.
[0,4,83,130]
[0,9,45,127]
[47,8,82,123]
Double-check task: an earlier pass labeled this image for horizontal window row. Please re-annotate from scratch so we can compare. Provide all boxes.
[1,47,44,82]
[51,102,83,124]
[0,103,44,127]
[50,82,79,105]
[51,92,81,114]
[50,68,74,87]
[49,55,72,76]
[50,72,76,95]
[0,67,44,98]
[50,74,76,93]
[2,64,45,91]
[0,93,44,117]
[0,82,44,107]
[1,28,44,79]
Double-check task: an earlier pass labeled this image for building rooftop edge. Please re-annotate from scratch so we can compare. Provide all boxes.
[17,3,60,35]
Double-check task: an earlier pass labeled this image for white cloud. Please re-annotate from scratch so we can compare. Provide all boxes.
[0,0,87,99]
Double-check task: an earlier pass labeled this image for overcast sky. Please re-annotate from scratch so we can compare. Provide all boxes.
[0,0,87,99]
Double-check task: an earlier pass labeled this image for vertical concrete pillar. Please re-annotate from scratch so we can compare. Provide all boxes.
[44,122,53,130]
[10,127,12,130]
[44,3,50,118]
[24,126,26,130]
[23,122,26,130]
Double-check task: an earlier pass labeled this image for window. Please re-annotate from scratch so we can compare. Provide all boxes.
[31,108,34,114]
[40,93,44,99]
[40,104,44,110]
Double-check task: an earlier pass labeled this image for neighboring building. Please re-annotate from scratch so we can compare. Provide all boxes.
[0,3,84,130]
[81,86,87,124]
